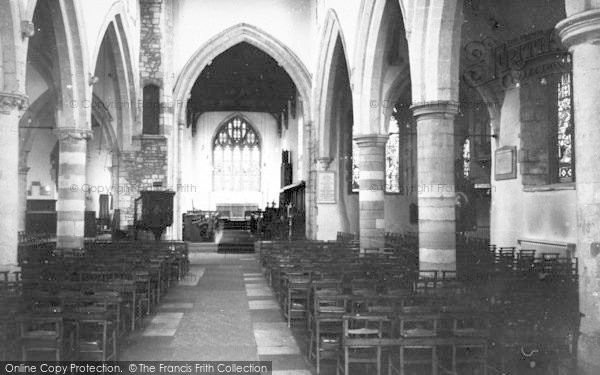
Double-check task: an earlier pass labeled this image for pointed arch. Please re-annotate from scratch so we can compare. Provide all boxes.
[93,19,137,150]
[382,64,411,132]
[91,94,120,157]
[173,23,312,123]
[313,9,351,162]
[353,0,410,134]
[20,89,56,155]
[92,6,139,140]
[0,0,26,93]
[26,0,90,130]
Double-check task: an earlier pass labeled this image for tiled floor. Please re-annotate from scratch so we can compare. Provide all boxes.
[120,252,313,375]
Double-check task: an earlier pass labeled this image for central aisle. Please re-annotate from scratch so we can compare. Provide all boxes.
[121,253,313,375]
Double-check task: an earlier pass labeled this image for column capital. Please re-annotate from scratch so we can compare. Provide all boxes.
[53,128,93,142]
[556,9,600,48]
[353,134,388,148]
[411,100,459,120]
[316,157,333,171]
[0,91,28,114]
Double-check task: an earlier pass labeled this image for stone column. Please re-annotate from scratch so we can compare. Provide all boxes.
[557,10,600,375]
[0,92,27,269]
[354,134,388,250]
[54,128,92,249]
[411,101,459,272]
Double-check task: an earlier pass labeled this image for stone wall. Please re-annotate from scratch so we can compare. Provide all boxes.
[118,136,168,227]
[140,0,163,83]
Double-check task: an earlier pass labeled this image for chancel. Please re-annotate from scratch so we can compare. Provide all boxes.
[0,0,598,374]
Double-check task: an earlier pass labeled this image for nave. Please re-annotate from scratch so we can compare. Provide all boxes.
[1,236,579,375]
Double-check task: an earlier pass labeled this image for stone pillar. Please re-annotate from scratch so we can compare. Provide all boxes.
[54,128,91,249]
[18,164,30,232]
[411,101,459,272]
[0,92,27,269]
[557,10,600,375]
[354,134,388,250]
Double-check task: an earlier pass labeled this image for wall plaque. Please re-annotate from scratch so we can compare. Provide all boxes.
[317,171,336,203]
[495,146,517,180]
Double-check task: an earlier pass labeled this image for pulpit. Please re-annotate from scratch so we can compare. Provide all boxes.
[134,190,176,240]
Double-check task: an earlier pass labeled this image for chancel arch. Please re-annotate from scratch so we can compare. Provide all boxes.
[173,24,313,238]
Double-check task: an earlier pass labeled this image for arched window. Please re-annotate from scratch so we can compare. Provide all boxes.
[143,84,160,135]
[351,106,409,194]
[213,116,261,192]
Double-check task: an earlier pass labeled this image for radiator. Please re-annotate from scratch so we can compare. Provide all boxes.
[517,238,576,258]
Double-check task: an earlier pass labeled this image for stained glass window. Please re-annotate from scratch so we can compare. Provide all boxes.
[557,72,573,182]
[463,138,471,179]
[351,108,402,193]
[213,117,261,191]
[386,114,401,193]
[352,140,360,192]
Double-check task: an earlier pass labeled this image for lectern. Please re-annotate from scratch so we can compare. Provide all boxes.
[134,190,176,240]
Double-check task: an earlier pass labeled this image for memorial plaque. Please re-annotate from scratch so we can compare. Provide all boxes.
[317,171,336,203]
[495,146,517,180]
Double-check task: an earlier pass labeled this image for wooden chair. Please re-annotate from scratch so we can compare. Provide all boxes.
[498,248,516,272]
[390,314,440,375]
[72,295,119,361]
[283,271,312,327]
[338,314,389,375]
[516,250,536,272]
[308,288,346,374]
[19,315,74,361]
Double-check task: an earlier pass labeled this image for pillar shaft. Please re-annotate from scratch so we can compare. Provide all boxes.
[557,10,600,374]
[355,134,388,250]
[0,92,27,268]
[412,101,459,272]
[55,129,91,249]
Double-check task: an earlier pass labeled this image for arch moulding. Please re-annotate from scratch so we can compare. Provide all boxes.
[313,8,350,164]
[173,23,313,124]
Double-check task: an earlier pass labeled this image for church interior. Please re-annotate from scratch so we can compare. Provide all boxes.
[0,0,599,374]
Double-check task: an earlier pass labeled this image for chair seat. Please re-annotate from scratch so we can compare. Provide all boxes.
[291,302,306,309]
[78,341,102,351]
[22,330,57,338]
[320,306,346,313]
[402,328,436,337]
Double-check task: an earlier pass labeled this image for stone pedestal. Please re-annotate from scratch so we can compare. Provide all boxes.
[411,101,459,272]
[354,134,388,250]
[0,92,27,269]
[54,128,91,249]
[557,10,600,375]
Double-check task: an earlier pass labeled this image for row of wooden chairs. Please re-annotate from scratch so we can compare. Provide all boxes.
[258,238,580,375]
[0,240,189,361]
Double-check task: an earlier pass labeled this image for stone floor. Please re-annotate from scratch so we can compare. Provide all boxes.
[120,252,314,375]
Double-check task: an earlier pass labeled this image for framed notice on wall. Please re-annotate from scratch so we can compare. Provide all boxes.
[317,171,336,204]
[495,146,517,180]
